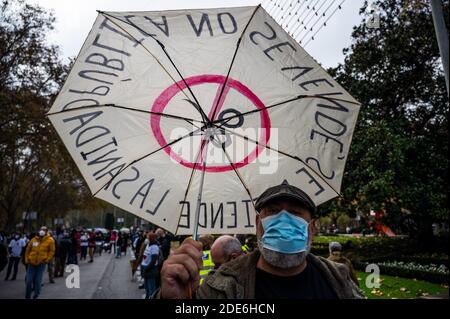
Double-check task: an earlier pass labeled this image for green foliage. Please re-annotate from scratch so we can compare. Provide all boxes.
[311,235,447,262]
[336,214,350,231]
[318,216,332,232]
[324,0,449,240]
[0,0,101,230]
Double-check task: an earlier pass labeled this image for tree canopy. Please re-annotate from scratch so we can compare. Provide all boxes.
[0,0,100,231]
[325,0,449,240]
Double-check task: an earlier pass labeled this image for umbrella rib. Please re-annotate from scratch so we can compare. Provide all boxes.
[219,142,255,208]
[174,138,209,235]
[212,123,343,198]
[46,103,204,126]
[91,126,204,197]
[212,94,360,129]
[98,11,210,125]
[209,5,261,122]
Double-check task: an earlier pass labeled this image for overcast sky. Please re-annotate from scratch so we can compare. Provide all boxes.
[31,0,369,68]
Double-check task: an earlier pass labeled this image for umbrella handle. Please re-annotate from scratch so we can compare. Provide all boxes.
[185,282,192,299]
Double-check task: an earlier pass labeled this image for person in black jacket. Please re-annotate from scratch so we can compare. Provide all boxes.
[156,228,172,261]
[67,230,78,265]
[54,231,71,277]
[0,241,8,275]
[116,232,123,258]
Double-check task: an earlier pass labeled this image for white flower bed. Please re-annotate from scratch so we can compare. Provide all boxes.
[378,261,449,274]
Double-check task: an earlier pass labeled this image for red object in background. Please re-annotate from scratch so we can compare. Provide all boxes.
[75,231,81,253]
[374,210,396,236]
[374,210,384,233]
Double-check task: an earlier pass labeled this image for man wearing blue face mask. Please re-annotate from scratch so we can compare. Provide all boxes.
[158,183,364,299]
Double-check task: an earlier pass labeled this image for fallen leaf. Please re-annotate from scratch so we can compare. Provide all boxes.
[399,287,408,292]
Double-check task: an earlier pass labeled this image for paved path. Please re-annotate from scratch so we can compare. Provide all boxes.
[0,249,143,299]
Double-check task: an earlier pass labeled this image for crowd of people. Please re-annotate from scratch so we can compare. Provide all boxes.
[0,226,134,298]
[0,183,363,300]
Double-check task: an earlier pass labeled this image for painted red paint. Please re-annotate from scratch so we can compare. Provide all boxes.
[150,75,271,172]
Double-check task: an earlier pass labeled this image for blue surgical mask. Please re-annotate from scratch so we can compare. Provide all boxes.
[261,210,309,254]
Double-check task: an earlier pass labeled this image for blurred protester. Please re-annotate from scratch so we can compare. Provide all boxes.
[95,232,104,256]
[140,232,160,299]
[327,242,359,286]
[104,231,111,253]
[133,231,145,259]
[67,230,78,265]
[132,231,145,276]
[55,230,70,277]
[4,233,25,280]
[46,230,56,283]
[24,226,55,299]
[242,235,255,253]
[88,231,96,263]
[0,240,7,275]
[136,233,149,266]
[211,235,244,271]
[110,231,117,254]
[198,235,215,285]
[79,231,89,260]
[116,232,123,258]
[156,228,172,261]
[121,232,129,256]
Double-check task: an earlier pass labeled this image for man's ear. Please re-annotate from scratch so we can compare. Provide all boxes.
[309,219,319,238]
[255,213,263,237]
[230,252,239,260]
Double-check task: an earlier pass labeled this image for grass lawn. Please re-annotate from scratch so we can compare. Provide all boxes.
[357,271,448,299]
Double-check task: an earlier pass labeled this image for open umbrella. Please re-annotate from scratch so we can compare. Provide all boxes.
[47,5,360,238]
[95,227,108,234]
[120,227,130,233]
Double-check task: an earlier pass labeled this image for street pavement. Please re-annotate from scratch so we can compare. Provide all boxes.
[0,249,143,299]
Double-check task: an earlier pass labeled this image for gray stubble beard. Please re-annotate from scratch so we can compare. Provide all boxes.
[257,239,309,269]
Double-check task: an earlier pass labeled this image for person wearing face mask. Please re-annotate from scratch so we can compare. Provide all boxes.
[24,226,55,299]
[5,233,25,280]
[158,182,364,299]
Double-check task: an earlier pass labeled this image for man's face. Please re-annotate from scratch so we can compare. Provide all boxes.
[255,198,316,269]
[256,198,313,237]
[211,244,226,268]
[211,241,241,269]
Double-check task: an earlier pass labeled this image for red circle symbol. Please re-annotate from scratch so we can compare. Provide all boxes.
[150,75,271,172]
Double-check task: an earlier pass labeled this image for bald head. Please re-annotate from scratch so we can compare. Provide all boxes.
[211,235,243,268]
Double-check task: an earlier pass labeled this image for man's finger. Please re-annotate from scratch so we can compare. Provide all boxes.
[181,238,203,252]
[174,244,203,269]
[166,254,200,284]
[162,263,190,284]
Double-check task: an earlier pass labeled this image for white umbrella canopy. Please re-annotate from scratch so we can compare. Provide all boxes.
[47,5,360,236]
[120,227,130,233]
[94,227,108,234]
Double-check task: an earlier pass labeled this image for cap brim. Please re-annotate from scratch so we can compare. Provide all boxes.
[255,193,316,215]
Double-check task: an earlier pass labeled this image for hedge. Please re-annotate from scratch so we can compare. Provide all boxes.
[354,261,449,284]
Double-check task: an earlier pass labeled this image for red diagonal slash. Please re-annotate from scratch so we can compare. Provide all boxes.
[150,74,271,172]
[198,83,231,164]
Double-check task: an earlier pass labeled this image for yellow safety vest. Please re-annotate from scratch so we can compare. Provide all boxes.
[242,244,251,253]
[199,250,215,285]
